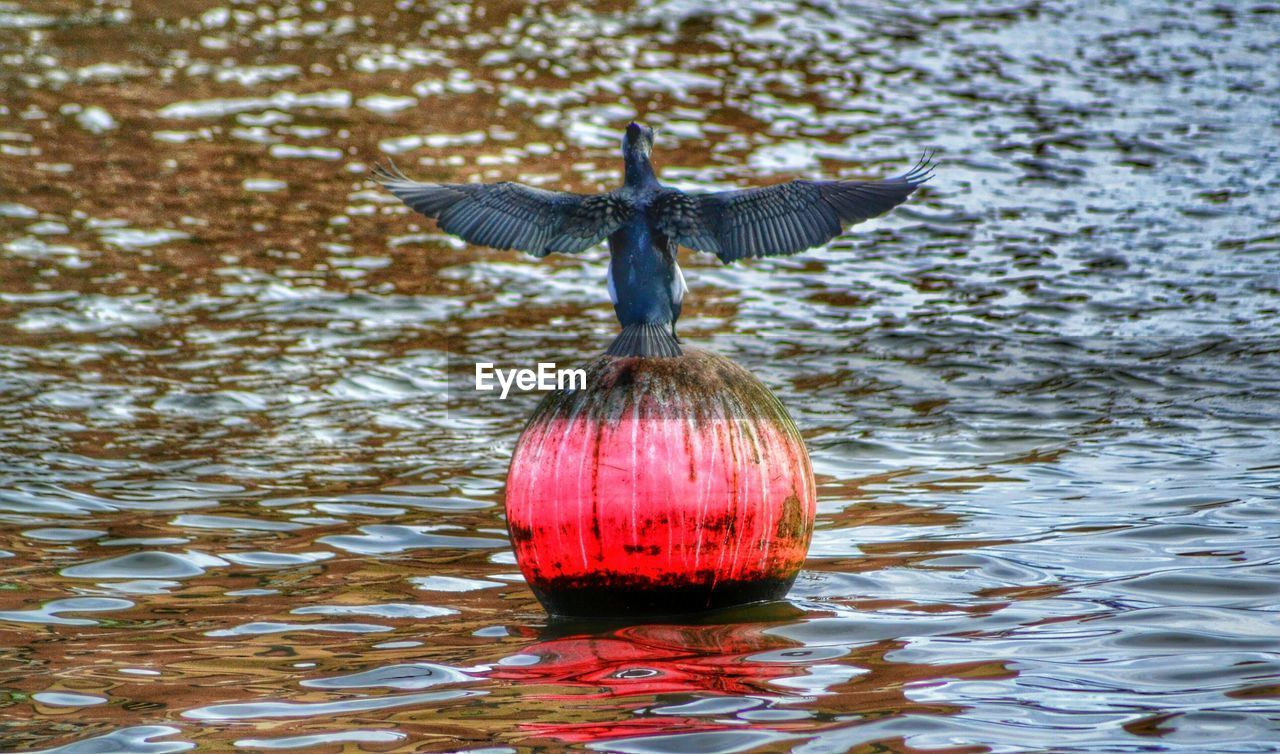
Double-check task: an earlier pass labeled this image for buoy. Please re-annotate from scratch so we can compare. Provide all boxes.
[506,347,816,619]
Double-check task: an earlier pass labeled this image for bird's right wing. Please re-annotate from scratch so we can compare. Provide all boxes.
[375,164,630,257]
[653,155,932,263]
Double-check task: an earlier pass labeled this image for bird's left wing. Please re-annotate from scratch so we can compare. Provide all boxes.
[375,164,630,257]
[653,156,932,264]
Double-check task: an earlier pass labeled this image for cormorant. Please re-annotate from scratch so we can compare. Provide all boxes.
[376,123,932,357]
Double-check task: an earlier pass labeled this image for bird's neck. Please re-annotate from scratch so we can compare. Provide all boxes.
[623,152,657,188]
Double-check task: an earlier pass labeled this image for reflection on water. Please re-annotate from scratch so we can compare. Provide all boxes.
[1,0,1278,752]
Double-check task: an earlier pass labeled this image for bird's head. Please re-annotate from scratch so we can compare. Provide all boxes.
[623,122,655,159]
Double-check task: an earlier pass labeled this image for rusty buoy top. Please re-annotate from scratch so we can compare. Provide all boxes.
[506,347,816,619]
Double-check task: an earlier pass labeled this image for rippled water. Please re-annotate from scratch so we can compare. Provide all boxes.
[2,1,1279,751]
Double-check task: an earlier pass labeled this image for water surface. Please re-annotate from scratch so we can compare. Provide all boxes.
[1,0,1279,752]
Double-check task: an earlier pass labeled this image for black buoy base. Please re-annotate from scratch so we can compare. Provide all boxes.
[529,574,796,620]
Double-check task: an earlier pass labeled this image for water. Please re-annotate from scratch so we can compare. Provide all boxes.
[1,0,1278,751]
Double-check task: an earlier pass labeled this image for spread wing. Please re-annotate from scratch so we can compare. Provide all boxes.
[653,155,932,263]
[375,164,629,257]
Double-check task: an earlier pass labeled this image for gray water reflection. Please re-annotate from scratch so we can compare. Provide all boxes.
[2,0,1279,752]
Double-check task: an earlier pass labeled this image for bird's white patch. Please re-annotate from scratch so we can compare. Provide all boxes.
[607,263,618,306]
[671,260,689,306]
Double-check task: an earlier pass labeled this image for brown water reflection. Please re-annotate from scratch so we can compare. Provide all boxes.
[3,0,1280,752]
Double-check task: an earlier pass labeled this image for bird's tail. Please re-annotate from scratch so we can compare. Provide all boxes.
[606,323,682,358]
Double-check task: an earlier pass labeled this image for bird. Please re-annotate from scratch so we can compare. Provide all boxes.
[375,122,932,358]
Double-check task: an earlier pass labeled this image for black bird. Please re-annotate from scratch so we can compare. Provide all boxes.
[376,123,932,357]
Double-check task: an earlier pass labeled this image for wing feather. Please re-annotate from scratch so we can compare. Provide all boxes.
[375,164,630,257]
[654,154,933,263]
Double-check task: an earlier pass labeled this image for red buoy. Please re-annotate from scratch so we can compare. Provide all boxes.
[505,347,816,618]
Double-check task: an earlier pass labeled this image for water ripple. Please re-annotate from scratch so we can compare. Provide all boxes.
[1,0,1277,752]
